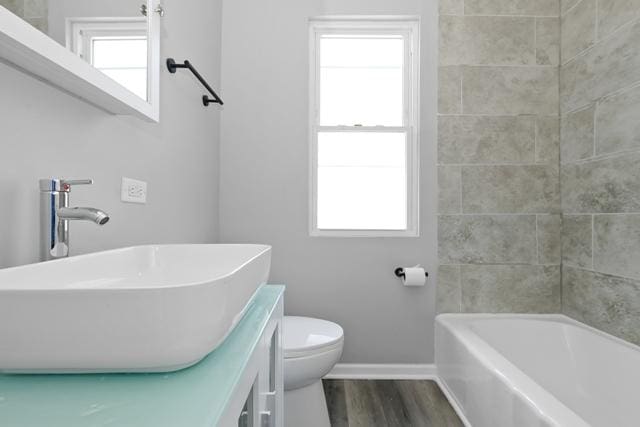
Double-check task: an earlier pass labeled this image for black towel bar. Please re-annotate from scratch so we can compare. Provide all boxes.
[166,58,224,106]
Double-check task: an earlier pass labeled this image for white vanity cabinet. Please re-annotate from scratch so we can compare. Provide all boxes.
[222,287,284,427]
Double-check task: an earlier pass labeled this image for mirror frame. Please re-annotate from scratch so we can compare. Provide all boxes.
[0,0,161,122]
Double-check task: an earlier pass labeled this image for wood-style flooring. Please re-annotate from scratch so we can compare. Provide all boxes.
[322,380,463,427]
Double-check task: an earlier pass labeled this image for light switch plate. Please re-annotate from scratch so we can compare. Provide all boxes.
[121,177,147,204]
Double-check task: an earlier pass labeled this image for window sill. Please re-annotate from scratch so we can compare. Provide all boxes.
[310,229,419,238]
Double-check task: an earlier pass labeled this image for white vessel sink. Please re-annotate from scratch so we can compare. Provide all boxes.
[0,244,271,373]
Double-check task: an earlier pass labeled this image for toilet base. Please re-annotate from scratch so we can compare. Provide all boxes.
[284,380,330,427]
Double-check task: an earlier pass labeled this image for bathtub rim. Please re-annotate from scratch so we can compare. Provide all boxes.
[437,313,640,354]
[434,313,629,427]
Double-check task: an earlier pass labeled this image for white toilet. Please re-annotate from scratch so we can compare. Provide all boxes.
[283,316,344,427]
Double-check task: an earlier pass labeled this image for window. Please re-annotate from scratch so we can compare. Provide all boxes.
[309,18,420,237]
[67,18,148,100]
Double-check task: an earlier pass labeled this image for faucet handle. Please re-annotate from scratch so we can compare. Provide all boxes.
[39,178,93,192]
[60,179,93,192]
[61,179,93,186]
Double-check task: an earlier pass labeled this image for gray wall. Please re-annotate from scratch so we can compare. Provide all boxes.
[560,0,640,346]
[437,0,562,313]
[0,0,222,268]
[219,0,439,363]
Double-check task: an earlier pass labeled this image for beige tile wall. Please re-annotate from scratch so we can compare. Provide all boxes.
[437,0,562,313]
[0,0,48,33]
[438,0,640,346]
[560,0,640,346]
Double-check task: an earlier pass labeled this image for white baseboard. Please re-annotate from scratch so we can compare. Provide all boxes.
[324,363,437,380]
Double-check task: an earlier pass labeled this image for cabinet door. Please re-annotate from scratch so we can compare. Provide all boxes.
[260,301,284,427]
[238,380,260,427]
[221,291,284,427]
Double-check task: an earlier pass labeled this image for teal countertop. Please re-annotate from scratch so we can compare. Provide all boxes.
[0,285,285,427]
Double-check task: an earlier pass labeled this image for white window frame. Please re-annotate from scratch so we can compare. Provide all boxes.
[65,17,149,100]
[308,16,420,237]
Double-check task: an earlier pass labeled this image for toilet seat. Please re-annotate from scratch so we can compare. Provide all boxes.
[283,316,344,359]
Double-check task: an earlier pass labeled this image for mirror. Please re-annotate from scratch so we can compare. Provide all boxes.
[0,0,150,101]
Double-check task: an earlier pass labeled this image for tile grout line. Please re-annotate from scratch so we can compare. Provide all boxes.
[438,113,558,118]
[557,15,562,306]
[458,166,463,214]
[598,79,640,103]
[459,68,463,114]
[536,215,540,264]
[534,116,539,162]
[562,0,586,18]
[559,2,565,65]
[438,163,555,167]
[560,146,640,166]
[534,17,538,65]
[564,102,596,117]
[439,263,562,267]
[592,99,598,157]
[561,10,640,67]
[563,263,640,282]
[594,0,599,41]
[557,1,563,310]
[442,63,558,68]
[561,78,640,117]
[442,13,560,18]
[591,215,595,270]
[457,264,462,312]
[438,213,555,216]
[564,212,640,216]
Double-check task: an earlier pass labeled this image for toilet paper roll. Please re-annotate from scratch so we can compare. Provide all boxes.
[402,267,426,287]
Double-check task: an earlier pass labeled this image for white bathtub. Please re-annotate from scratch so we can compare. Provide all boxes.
[435,314,640,427]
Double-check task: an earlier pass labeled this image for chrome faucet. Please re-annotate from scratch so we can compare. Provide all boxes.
[39,178,110,261]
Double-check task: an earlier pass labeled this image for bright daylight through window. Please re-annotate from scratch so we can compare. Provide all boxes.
[309,18,419,236]
[68,19,148,100]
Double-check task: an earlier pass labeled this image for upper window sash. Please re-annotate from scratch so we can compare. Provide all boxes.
[310,22,418,129]
[66,18,147,59]
[315,125,410,132]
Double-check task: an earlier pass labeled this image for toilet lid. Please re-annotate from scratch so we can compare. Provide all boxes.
[283,316,344,359]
